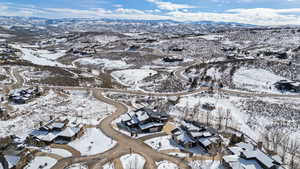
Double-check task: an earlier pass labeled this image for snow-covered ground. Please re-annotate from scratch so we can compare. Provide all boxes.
[12,44,68,67]
[174,93,258,140]
[24,157,57,169]
[167,152,188,158]
[68,127,116,155]
[0,90,115,140]
[200,34,224,41]
[120,154,145,169]
[144,135,206,154]
[103,162,115,169]
[74,58,132,70]
[156,161,179,169]
[189,160,221,169]
[144,135,177,151]
[111,69,157,87]
[40,147,72,158]
[66,163,88,169]
[232,68,286,93]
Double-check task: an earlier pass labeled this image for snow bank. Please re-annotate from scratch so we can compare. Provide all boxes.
[120,154,145,169]
[68,128,116,155]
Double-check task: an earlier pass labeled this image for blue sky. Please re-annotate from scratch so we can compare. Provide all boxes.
[1,0,300,25]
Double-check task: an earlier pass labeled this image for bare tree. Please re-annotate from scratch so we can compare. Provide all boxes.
[217,107,224,130]
[269,128,288,152]
[289,139,300,169]
[224,109,231,129]
[281,135,290,163]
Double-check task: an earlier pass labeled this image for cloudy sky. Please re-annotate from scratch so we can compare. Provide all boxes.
[1,0,300,25]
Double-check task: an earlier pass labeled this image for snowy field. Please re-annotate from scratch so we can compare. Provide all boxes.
[74,58,132,70]
[24,157,57,169]
[156,161,179,169]
[68,127,116,155]
[111,69,157,87]
[233,68,286,93]
[0,90,115,139]
[12,44,68,67]
[120,154,145,169]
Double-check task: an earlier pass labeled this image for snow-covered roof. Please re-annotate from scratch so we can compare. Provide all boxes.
[136,111,150,122]
[198,137,212,147]
[58,127,80,137]
[228,146,244,156]
[121,113,132,122]
[40,133,57,142]
[223,155,264,169]
[272,155,283,165]
[242,150,275,168]
[139,122,164,130]
[4,155,20,168]
[236,142,254,151]
[50,122,65,129]
[203,131,212,137]
[177,132,195,144]
[190,131,203,138]
[181,121,202,131]
[30,130,48,137]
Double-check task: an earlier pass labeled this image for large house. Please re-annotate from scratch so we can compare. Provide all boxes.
[118,107,169,134]
[28,119,84,145]
[171,121,222,153]
[8,87,42,104]
[223,142,283,169]
[274,80,300,93]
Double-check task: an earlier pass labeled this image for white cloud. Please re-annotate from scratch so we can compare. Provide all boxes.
[115,8,145,14]
[146,0,196,11]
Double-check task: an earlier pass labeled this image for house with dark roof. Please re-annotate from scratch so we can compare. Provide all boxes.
[171,121,222,153]
[8,87,42,104]
[118,107,169,134]
[222,142,283,169]
[274,80,300,93]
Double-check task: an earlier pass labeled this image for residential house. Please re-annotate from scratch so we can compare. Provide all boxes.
[118,107,169,134]
[171,121,222,153]
[223,142,283,169]
[274,80,300,93]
